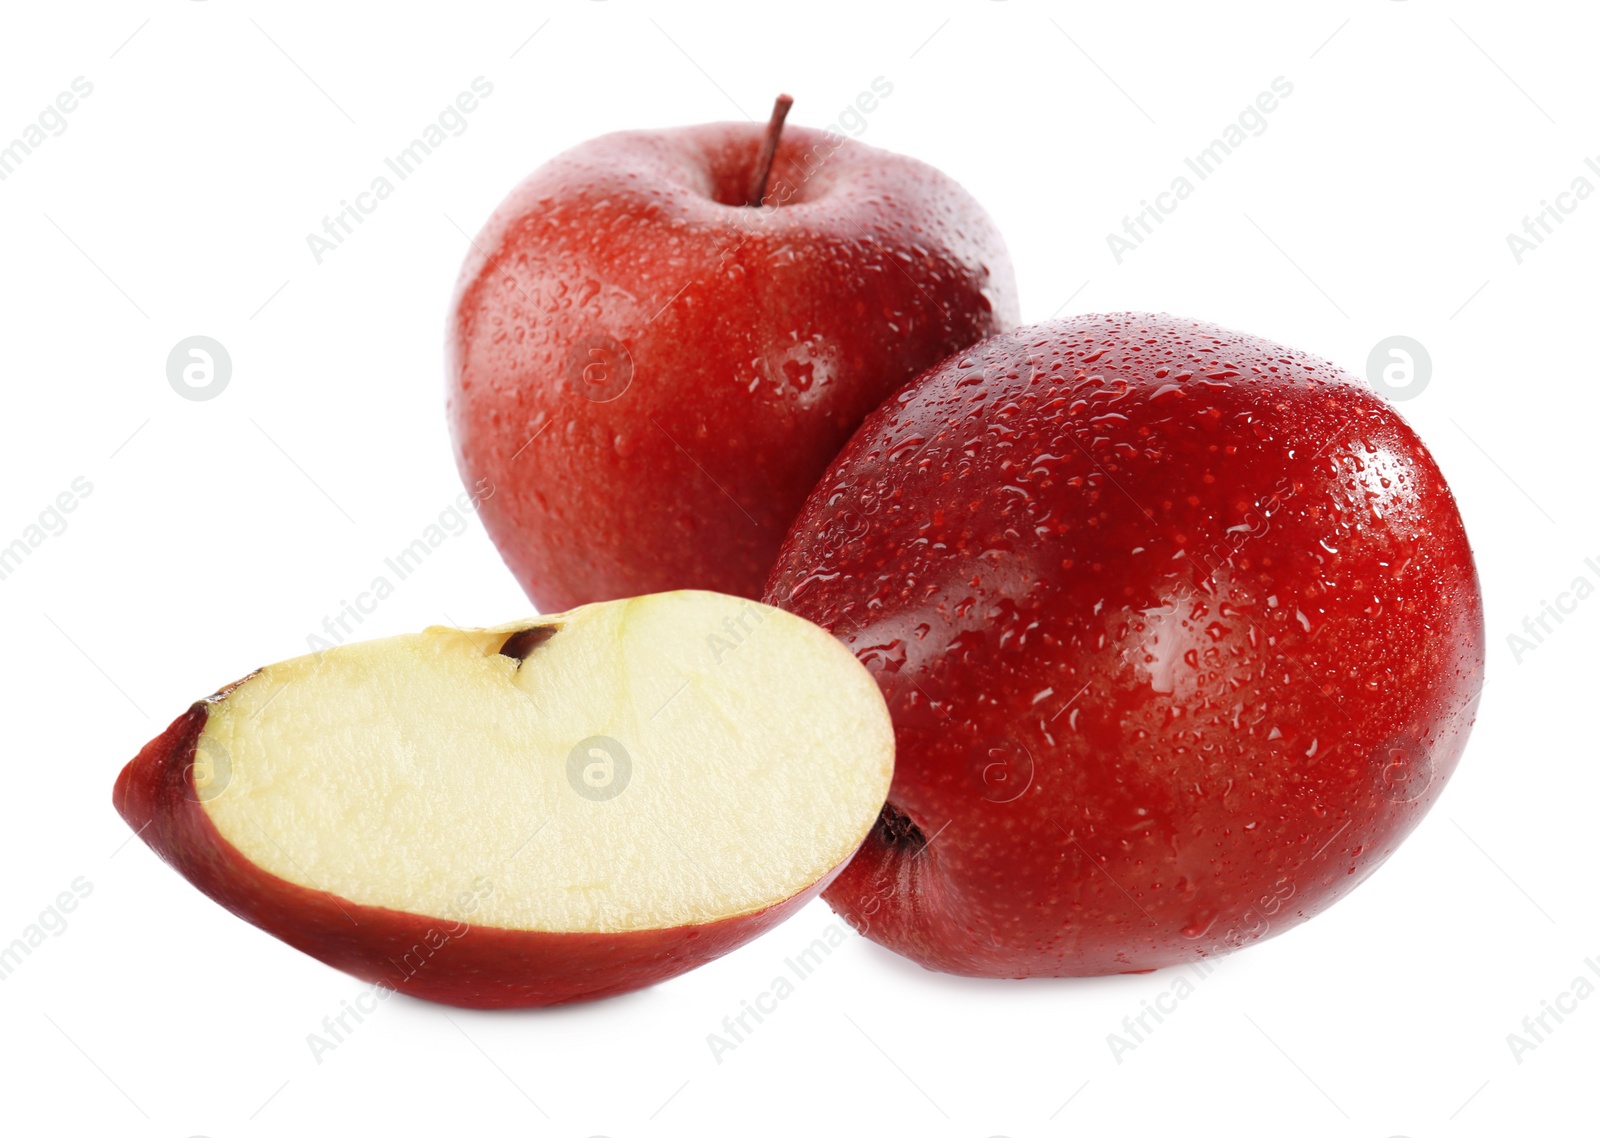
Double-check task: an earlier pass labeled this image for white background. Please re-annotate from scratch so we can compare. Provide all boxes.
[0,2,1594,1135]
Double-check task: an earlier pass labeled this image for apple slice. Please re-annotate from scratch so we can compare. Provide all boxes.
[113,590,893,1007]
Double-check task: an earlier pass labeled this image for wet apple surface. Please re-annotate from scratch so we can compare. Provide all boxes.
[448,109,1018,610]
[766,313,1485,976]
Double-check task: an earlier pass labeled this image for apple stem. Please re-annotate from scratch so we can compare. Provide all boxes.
[747,94,795,207]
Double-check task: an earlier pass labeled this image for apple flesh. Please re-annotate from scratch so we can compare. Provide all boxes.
[448,115,1018,611]
[765,313,1485,976]
[113,591,894,1007]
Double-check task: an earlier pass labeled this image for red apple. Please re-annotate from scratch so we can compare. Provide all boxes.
[113,592,893,1007]
[765,313,1485,976]
[448,97,1018,611]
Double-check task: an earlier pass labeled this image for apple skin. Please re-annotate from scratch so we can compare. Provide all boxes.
[113,692,840,1009]
[448,119,1018,611]
[765,313,1485,977]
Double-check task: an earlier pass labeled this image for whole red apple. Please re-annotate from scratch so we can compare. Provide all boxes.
[766,313,1485,976]
[448,97,1018,610]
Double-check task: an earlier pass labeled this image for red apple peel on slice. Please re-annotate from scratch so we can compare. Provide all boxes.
[113,591,894,1007]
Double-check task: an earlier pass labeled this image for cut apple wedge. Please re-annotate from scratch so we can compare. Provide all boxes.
[113,590,894,1007]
